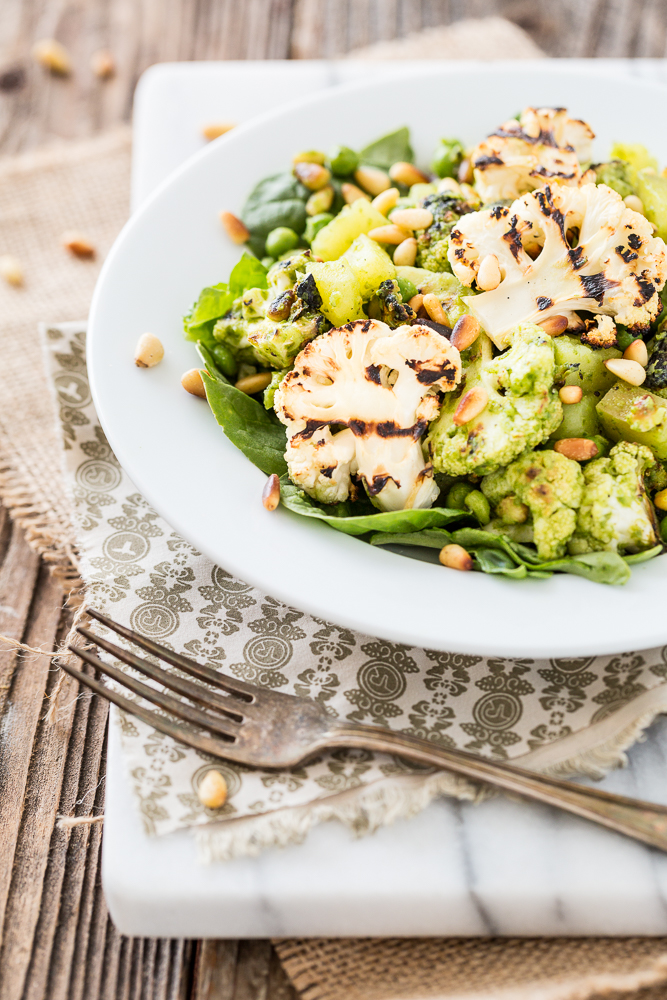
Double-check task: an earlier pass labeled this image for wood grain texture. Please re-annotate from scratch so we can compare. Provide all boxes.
[1,1,667,997]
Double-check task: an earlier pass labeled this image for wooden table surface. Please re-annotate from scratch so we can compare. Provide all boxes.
[2,1,667,998]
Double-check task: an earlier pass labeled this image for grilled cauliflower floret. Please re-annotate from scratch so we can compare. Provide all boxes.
[569,441,658,554]
[427,322,562,477]
[448,183,667,349]
[581,315,618,349]
[274,318,462,511]
[481,450,584,560]
[214,252,328,369]
[471,107,594,203]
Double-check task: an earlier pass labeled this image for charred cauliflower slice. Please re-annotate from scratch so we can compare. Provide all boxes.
[274,318,462,511]
[482,449,584,560]
[214,251,328,369]
[471,106,595,203]
[569,441,659,554]
[448,183,667,349]
[427,322,562,478]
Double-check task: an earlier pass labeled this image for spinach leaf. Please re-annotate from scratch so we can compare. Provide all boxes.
[184,284,234,339]
[369,528,453,549]
[537,551,631,585]
[279,481,468,537]
[241,172,309,256]
[202,372,288,477]
[196,342,230,382]
[623,544,664,565]
[229,254,268,296]
[359,128,414,170]
[473,548,528,578]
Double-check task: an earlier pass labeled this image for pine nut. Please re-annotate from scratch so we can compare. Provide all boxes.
[476,254,501,291]
[201,121,236,141]
[372,188,399,216]
[458,159,473,184]
[390,208,433,231]
[388,162,429,187]
[604,358,646,386]
[437,177,462,195]
[220,211,250,244]
[354,166,391,196]
[262,473,281,511]
[453,386,488,426]
[654,488,667,511]
[559,385,583,404]
[538,314,569,337]
[554,438,599,461]
[439,543,473,571]
[341,183,370,204]
[134,333,164,368]
[393,237,418,267]
[32,38,71,75]
[422,293,449,326]
[0,255,24,287]
[198,770,228,809]
[624,194,645,214]
[306,185,334,216]
[624,339,648,366]
[450,314,480,352]
[61,231,95,258]
[368,225,412,245]
[181,369,206,398]
[90,49,115,79]
[235,372,272,395]
[294,162,331,191]
[408,293,424,313]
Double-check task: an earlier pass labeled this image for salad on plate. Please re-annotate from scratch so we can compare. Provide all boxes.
[182,106,667,586]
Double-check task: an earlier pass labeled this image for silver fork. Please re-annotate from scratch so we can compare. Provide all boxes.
[63,607,667,852]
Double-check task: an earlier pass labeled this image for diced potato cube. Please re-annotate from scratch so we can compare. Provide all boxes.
[306,260,365,327]
[553,335,621,395]
[597,382,667,459]
[342,233,395,300]
[311,199,388,261]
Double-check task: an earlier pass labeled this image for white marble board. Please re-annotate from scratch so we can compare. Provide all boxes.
[104,60,667,938]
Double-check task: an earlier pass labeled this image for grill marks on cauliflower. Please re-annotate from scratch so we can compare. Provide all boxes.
[274,319,462,511]
[448,183,667,349]
[471,107,595,203]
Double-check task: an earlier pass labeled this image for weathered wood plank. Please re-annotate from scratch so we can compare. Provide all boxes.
[193,940,240,1000]
[0,521,41,723]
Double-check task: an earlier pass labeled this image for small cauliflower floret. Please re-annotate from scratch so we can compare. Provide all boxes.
[214,251,328,369]
[482,449,584,560]
[471,107,595,203]
[581,315,618,349]
[367,279,416,328]
[274,318,462,511]
[448,183,667,349]
[570,441,658,554]
[427,322,562,477]
[416,193,476,273]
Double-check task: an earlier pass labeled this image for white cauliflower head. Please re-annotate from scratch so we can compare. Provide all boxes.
[274,318,462,511]
[448,183,667,349]
[471,106,595,203]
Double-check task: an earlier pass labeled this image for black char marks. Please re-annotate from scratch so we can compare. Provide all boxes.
[634,272,656,305]
[502,215,524,261]
[366,474,395,496]
[616,245,639,264]
[490,205,509,221]
[365,364,382,385]
[405,357,459,385]
[536,296,553,310]
[628,233,642,250]
[474,155,505,168]
[580,272,620,305]
[412,317,452,337]
[568,246,586,270]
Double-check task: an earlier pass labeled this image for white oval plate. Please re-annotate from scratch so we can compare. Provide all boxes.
[89,63,667,659]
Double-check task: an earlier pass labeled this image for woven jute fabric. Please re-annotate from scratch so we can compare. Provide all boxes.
[0,127,131,589]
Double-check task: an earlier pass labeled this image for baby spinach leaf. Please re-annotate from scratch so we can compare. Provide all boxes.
[229,254,268,295]
[538,551,631,586]
[359,128,414,170]
[202,372,288,477]
[241,172,309,255]
[279,481,468,537]
[369,528,453,549]
[196,342,230,383]
[623,544,664,565]
[473,548,528,578]
[185,284,234,339]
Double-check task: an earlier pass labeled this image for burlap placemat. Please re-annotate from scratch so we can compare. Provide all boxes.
[3,20,667,1000]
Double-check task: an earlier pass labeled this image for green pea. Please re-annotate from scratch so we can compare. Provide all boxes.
[211,342,238,379]
[464,490,491,525]
[445,482,474,510]
[305,213,334,244]
[328,145,360,177]
[432,138,464,179]
[265,227,300,258]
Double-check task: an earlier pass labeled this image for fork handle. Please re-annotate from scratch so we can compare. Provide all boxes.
[329,722,667,852]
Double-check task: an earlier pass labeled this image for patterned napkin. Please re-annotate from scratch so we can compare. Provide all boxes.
[43,321,667,861]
